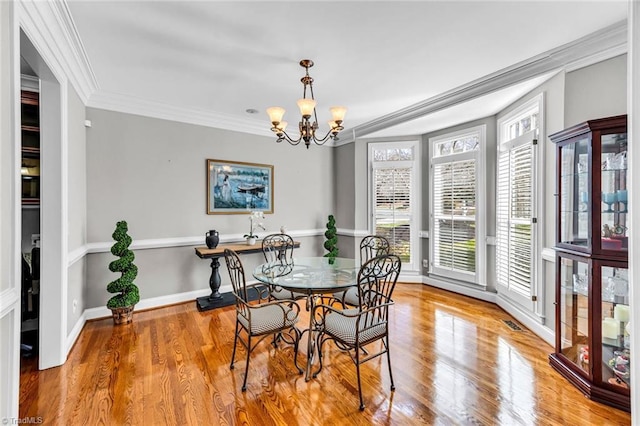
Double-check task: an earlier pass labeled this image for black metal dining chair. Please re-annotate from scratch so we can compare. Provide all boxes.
[224,248,303,391]
[334,235,391,307]
[312,254,401,410]
[261,233,307,301]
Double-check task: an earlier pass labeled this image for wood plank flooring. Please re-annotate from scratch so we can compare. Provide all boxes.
[20,284,631,425]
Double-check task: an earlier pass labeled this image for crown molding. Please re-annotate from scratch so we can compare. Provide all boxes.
[18,0,98,103]
[20,74,39,92]
[564,43,628,73]
[87,90,272,136]
[339,20,628,144]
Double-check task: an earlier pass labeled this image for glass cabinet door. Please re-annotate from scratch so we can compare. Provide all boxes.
[600,132,628,253]
[559,137,590,248]
[558,254,590,375]
[599,263,630,392]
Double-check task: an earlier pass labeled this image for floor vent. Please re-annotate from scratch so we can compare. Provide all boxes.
[502,320,524,331]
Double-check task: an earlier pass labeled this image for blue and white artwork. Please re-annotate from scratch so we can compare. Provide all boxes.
[207,159,274,214]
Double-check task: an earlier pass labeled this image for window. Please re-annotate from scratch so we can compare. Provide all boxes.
[496,94,542,312]
[369,141,420,271]
[429,126,486,285]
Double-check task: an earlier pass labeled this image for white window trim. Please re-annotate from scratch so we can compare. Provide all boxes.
[496,93,545,320]
[368,140,421,272]
[428,125,486,287]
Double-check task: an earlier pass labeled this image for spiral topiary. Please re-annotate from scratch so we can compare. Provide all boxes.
[106,220,140,309]
[323,214,339,263]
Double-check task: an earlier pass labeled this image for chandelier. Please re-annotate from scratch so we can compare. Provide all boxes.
[267,59,347,149]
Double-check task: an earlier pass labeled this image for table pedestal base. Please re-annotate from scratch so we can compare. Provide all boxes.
[196,293,234,311]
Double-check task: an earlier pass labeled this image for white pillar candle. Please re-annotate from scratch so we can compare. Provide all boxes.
[602,317,620,339]
[614,304,630,323]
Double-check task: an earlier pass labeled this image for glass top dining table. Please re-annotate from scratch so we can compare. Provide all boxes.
[252,256,359,380]
[252,256,359,294]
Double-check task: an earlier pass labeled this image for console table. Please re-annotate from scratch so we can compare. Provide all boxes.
[194,241,300,311]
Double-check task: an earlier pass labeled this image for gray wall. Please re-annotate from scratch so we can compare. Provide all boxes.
[84,108,334,308]
[497,70,565,328]
[421,117,497,289]
[492,54,625,330]
[334,143,358,259]
[565,54,627,127]
[66,84,87,333]
[68,86,87,252]
[334,55,626,336]
[334,143,356,229]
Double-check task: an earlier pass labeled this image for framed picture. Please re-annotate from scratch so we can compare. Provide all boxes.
[207,159,274,214]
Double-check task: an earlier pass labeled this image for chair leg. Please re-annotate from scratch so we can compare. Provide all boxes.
[312,332,325,378]
[385,336,395,391]
[230,321,239,370]
[355,343,365,411]
[292,327,303,374]
[242,334,251,392]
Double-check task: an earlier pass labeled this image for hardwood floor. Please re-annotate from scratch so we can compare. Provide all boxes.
[20,284,631,425]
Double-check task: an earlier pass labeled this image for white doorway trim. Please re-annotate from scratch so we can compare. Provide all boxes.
[1,0,21,418]
[19,10,69,370]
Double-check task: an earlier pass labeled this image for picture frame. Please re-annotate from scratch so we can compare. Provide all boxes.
[207,159,274,214]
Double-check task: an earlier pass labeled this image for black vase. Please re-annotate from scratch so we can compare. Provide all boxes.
[205,230,219,249]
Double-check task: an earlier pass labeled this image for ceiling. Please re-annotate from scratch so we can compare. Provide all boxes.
[64,1,629,142]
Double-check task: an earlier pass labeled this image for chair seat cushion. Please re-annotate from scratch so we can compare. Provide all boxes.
[271,286,307,300]
[239,304,299,334]
[334,287,359,306]
[324,309,386,346]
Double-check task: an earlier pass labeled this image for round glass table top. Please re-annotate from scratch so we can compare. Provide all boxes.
[253,257,358,293]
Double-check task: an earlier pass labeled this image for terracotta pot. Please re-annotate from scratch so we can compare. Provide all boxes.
[110,305,135,325]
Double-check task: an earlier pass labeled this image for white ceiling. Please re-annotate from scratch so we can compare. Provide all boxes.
[65,1,629,141]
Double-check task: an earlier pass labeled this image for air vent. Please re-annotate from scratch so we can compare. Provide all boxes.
[502,319,524,332]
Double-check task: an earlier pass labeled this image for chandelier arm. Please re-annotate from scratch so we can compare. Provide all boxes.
[308,84,320,125]
[278,130,303,146]
[311,129,337,144]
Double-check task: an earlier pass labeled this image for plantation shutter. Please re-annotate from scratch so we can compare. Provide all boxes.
[432,158,476,276]
[496,139,534,297]
[373,167,412,263]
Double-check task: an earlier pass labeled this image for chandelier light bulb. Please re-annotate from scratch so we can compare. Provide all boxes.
[266,106,285,124]
[297,98,317,117]
[330,106,347,123]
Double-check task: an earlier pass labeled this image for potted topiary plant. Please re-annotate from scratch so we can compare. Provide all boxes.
[106,220,139,325]
[324,214,339,264]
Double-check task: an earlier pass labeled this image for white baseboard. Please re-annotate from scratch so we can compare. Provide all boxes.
[422,275,554,346]
[82,285,234,321]
[65,285,236,358]
[496,293,554,346]
[423,275,497,304]
[66,311,87,354]
[399,273,423,283]
[65,275,555,361]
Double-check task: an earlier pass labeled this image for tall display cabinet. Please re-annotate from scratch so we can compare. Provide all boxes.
[548,115,630,412]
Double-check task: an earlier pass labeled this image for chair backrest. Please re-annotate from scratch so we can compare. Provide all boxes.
[262,233,295,266]
[359,235,390,266]
[356,254,401,313]
[224,249,249,302]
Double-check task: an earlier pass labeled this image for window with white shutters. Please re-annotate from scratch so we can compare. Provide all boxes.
[429,126,486,284]
[369,141,419,271]
[496,139,534,298]
[496,94,542,312]
[373,167,411,262]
